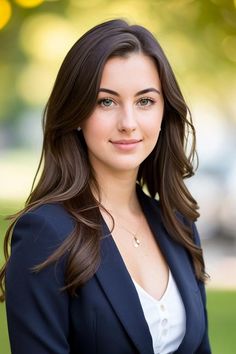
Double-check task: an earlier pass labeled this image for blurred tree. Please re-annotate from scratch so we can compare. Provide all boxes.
[0,0,235,132]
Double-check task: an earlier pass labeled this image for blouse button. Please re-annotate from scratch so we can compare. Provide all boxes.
[160,304,165,311]
[161,318,168,326]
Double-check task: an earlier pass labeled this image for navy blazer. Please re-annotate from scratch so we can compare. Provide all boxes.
[5,188,211,353]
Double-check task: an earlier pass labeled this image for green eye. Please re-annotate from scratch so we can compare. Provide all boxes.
[139,98,154,106]
[140,99,148,105]
[98,98,113,107]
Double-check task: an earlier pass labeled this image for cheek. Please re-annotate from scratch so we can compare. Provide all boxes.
[82,116,99,139]
[143,119,163,149]
[82,117,112,148]
[144,116,163,137]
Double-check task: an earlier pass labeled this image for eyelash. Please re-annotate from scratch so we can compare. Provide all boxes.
[97,97,156,108]
[138,97,156,107]
[97,98,112,107]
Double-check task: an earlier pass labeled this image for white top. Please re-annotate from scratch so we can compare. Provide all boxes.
[132,270,186,354]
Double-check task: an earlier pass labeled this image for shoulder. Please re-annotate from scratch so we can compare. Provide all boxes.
[11,203,75,258]
[28,202,74,225]
[6,205,71,336]
[25,203,75,239]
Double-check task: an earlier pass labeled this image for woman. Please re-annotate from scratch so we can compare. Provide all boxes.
[0,19,211,353]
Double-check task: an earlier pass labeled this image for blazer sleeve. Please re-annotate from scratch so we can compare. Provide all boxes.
[192,222,212,354]
[5,212,70,354]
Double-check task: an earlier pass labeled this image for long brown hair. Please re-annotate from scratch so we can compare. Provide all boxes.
[0,18,207,301]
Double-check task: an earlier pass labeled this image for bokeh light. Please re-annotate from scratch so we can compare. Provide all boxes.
[222,36,236,63]
[0,0,12,30]
[0,3,236,354]
[16,62,56,105]
[68,0,154,34]
[14,0,44,8]
[19,13,78,63]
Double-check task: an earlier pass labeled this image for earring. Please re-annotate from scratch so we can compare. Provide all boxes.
[77,127,81,131]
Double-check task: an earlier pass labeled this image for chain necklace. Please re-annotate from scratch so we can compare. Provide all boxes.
[115,214,143,248]
[118,223,141,247]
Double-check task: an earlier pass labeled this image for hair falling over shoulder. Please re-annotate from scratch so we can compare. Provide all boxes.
[0,18,208,302]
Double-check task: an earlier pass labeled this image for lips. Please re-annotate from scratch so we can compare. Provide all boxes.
[109,139,142,151]
[110,139,142,144]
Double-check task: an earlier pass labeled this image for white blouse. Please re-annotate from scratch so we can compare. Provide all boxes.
[132,270,186,354]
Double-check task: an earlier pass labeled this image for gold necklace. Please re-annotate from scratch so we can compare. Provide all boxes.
[118,223,141,247]
[115,215,143,248]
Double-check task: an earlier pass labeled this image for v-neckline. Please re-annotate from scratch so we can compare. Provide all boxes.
[131,269,171,304]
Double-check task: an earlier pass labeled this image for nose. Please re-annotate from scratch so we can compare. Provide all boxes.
[118,105,137,133]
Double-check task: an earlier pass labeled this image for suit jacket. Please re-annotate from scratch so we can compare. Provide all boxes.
[5,187,211,354]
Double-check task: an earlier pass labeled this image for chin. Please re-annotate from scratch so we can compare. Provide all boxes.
[110,161,142,173]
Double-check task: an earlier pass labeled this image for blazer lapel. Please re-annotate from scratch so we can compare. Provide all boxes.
[138,189,205,353]
[95,187,204,354]
[95,220,154,354]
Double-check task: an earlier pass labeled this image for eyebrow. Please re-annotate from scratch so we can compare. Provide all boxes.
[98,87,161,96]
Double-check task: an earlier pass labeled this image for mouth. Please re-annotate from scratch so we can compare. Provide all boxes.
[109,139,142,151]
[110,139,142,145]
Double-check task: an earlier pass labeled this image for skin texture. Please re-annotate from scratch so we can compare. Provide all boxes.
[81,54,168,300]
[81,53,164,180]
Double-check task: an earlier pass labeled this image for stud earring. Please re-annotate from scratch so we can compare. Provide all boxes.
[77,127,81,131]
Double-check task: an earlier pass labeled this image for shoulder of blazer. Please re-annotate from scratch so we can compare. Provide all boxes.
[6,204,72,354]
[9,203,76,269]
[14,203,76,243]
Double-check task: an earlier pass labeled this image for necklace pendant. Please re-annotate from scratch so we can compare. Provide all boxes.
[133,236,141,248]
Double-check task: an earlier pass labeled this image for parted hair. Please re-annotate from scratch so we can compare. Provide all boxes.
[0,18,207,301]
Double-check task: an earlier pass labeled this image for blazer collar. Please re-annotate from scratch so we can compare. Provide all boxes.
[95,187,202,354]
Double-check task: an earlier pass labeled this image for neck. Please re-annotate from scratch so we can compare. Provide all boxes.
[92,169,141,215]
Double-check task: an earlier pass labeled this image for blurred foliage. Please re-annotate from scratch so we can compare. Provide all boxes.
[207,290,236,353]
[0,0,235,131]
[1,3,235,352]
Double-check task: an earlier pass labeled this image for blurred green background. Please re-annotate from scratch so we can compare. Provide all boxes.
[0,0,236,353]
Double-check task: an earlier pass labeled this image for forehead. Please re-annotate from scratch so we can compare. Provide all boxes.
[100,53,161,90]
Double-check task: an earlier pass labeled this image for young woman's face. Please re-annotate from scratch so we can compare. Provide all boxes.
[81,53,164,177]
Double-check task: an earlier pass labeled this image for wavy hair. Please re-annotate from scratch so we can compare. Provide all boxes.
[0,18,207,301]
